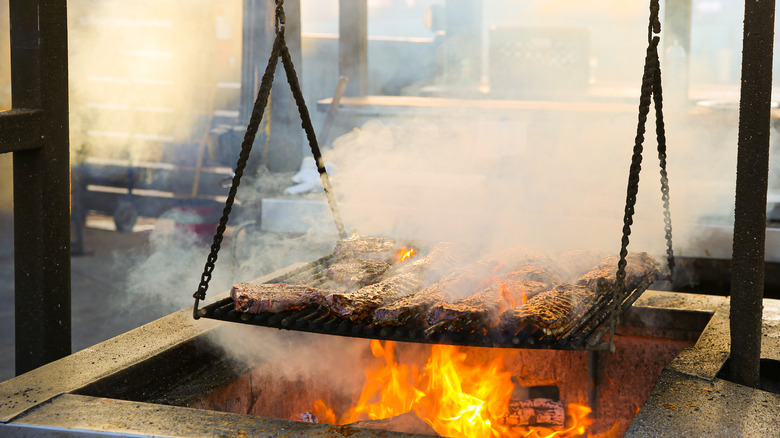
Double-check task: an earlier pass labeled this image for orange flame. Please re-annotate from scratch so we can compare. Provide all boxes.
[311,341,593,437]
[393,247,418,264]
[495,278,517,312]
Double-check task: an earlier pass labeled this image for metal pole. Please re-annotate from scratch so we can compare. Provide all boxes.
[339,0,368,97]
[269,0,304,172]
[730,0,775,388]
[9,0,71,375]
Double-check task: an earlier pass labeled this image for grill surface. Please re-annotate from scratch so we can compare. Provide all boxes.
[196,251,659,351]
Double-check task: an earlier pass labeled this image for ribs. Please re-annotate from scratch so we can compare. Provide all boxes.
[498,284,595,336]
[231,282,333,314]
[576,252,661,296]
[424,279,508,336]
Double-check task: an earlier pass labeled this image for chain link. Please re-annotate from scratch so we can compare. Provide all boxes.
[193,0,348,316]
[609,0,674,346]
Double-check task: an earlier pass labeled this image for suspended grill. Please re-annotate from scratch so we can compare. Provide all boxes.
[195,249,660,351]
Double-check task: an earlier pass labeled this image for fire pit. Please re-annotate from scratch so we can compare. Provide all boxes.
[0,259,725,437]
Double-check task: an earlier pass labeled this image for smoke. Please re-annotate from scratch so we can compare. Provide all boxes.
[88,0,755,382]
[67,0,222,163]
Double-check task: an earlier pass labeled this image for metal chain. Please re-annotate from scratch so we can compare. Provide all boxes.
[193,0,348,316]
[278,29,348,238]
[607,0,665,346]
[652,58,676,276]
[192,19,285,316]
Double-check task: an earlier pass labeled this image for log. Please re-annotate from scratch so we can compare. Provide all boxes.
[345,411,439,436]
[502,398,565,428]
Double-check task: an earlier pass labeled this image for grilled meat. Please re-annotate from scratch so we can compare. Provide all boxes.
[501,256,566,299]
[498,284,595,336]
[326,273,425,322]
[576,252,661,295]
[334,233,397,263]
[373,258,500,327]
[231,283,332,314]
[395,241,471,283]
[324,257,393,289]
[425,280,509,336]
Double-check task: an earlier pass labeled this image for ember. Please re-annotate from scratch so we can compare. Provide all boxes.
[311,340,593,437]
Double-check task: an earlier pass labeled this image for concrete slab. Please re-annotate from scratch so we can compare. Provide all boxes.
[626,297,780,437]
[627,369,780,437]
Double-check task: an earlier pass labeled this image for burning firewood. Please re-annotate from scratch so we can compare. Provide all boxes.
[501,398,566,428]
[343,411,439,436]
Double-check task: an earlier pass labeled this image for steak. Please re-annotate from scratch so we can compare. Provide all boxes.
[334,233,397,263]
[325,273,425,322]
[576,252,661,295]
[324,257,393,289]
[372,258,501,327]
[394,241,472,284]
[231,282,332,314]
[498,284,595,336]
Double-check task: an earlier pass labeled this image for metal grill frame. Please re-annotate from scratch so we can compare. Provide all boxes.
[195,252,659,352]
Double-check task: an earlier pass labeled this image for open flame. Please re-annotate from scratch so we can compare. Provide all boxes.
[311,340,593,437]
[394,247,418,264]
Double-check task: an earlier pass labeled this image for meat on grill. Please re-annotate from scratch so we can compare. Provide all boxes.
[500,256,566,300]
[498,284,595,336]
[324,257,393,289]
[334,233,398,263]
[372,258,501,327]
[231,282,332,314]
[576,252,661,295]
[394,241,472,284]
[326,273,425,322]
[424,279,510,336]
[422,255,569,335]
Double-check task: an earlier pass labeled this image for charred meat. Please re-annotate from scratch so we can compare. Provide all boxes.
[395,241,472,283]
[334,233,397,263]
[499,284,595,336]
[373,258,500,327]
[324,257,393,289]
[576,252,661,295]
[231,283,333,314]
[326,273,425,322]
[424,279,510,336]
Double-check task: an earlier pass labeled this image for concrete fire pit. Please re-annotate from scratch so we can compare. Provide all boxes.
[0,263,778,436]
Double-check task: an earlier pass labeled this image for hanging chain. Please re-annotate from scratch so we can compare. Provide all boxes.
[278,33,348,239]
[653,59,676,276]
[607,0,671,347]
[193,0,347,317]
[193,7,285,316]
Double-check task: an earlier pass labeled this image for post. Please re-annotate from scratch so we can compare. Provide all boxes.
[9,0,72,375]
[730,0,775,388]
[339,0,368,97]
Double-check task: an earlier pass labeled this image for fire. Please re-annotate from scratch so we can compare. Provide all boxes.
[311,340,593,437]
[394,247,418,264]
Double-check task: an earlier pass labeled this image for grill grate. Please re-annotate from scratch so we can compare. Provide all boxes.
[196,252,659,351]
